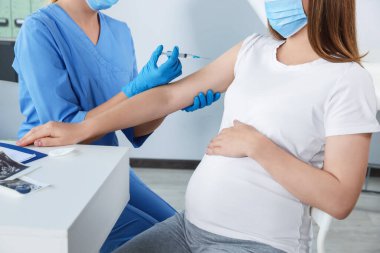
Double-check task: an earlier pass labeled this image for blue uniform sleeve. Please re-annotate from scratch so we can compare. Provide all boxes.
[122,128,152,148]
[120,24,151,148]
[13,17,87,125]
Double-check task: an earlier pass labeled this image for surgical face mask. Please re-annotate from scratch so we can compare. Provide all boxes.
[86,0,119,11]
[265,0,308,38]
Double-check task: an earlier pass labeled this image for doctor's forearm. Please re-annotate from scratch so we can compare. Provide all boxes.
[84,91,165,137]
[86,92,127,119]
[82,85,188,140]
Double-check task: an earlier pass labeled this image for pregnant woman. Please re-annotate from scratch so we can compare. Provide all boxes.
[18,0,379,252]
[13,0,219,252]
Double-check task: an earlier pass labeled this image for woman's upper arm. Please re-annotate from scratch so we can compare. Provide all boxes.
[324,134,371,205]
[165,41,243,109]
[322,65,380,207]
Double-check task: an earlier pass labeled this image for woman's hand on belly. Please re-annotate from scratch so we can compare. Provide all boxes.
[208,119,373,220]
[207,120,273,158]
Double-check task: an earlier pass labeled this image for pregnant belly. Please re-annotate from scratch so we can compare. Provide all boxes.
[185,155,307,242]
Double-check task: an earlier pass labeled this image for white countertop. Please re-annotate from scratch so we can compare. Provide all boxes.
[0,143,130,253]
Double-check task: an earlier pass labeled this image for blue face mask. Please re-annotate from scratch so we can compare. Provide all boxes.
[265,0,308,38]
[86,0,119,11]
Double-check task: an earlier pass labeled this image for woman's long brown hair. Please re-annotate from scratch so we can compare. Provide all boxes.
[269,0,365,64]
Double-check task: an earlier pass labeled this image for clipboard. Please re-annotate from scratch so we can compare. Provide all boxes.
[0,142,47,164]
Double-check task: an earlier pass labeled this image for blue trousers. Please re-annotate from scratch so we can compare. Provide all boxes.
[100,169,177,253]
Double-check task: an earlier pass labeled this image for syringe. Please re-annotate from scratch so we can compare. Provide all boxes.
[162,51,210,60]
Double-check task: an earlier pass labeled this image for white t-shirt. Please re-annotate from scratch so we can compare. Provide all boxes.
[185,34,380,253]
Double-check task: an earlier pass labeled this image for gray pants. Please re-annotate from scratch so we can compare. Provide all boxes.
[113,212,285,253]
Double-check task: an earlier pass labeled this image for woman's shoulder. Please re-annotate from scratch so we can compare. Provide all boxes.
[328,62,376,98]
[22,12,46,31]
[15,14,51,49]
[238,33,282,57]
[20,5,58,35]
[338,62,373,86]
[236,33,280,59]
[14,5,66,59]
[242,33,281,48]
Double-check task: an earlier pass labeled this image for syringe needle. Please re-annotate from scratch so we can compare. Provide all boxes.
[162,51,210,60]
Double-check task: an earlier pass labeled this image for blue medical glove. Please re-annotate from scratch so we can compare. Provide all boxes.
[183,90,221,112]
[122,45,182,98]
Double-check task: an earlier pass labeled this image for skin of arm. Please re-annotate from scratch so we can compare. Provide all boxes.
[85,92,165,138]
[207,120,371,220]
[254,133,370,220]
[17,42,242,147]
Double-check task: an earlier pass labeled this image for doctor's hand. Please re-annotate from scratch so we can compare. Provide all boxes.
[16,121,89,147]
[206,120,274,158]
[122,45,182,98]
[183,90,221,112]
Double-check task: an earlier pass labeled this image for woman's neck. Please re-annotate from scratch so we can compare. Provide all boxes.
[277,27,321,65]
[56,0,98,26]
[55,0,100,45]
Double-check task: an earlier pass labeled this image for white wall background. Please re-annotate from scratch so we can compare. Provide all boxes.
[357,0,380,62]
[105,0,380,161]
[370,113,380,164]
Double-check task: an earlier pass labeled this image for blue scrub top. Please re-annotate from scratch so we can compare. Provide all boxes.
[13,4,147,147]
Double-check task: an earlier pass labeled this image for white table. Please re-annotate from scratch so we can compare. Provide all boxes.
[0,144,130,253]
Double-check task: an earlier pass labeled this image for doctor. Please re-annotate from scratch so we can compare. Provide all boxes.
[13,0,220,252]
